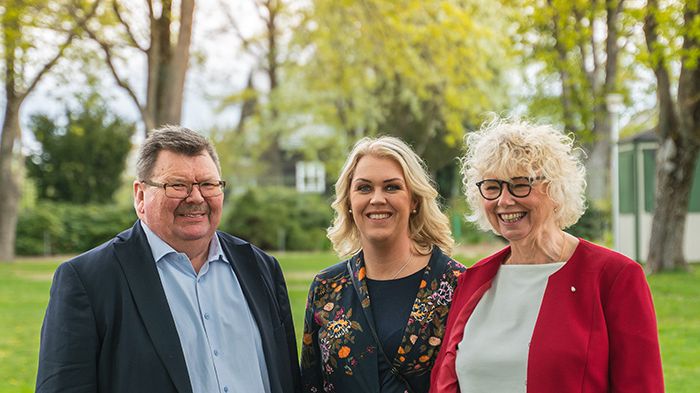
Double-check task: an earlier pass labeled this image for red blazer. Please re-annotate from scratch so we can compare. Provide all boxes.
[430,239,664,393]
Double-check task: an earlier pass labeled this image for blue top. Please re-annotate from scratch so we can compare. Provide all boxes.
[141,222,271,393]
[366,267,426,392]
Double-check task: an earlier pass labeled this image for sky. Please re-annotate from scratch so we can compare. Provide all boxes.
[18,0,261,142]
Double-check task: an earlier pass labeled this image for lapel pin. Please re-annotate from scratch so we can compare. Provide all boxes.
[570,286,576,293]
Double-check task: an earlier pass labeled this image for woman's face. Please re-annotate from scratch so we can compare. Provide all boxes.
[349,155,415,248]
[480,176,557,242]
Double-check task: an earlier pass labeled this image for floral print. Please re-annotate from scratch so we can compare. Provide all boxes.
[301,247,465,393]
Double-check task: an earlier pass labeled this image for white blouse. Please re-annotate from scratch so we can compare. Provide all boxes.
[455,262,565,393]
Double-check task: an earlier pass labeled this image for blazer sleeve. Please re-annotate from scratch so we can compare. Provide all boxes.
[429,273,467,393]
[271,256,303,393]
[604,262,664,393]
[300,277,324,393]
[36,262,99,393]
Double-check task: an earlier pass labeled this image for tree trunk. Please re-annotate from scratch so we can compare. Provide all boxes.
[646,137,696,272]
[0,100,22,261]
[586,113,611,202]
[584,0,622,203]
[142,0,195,133]
[643,0,700,273]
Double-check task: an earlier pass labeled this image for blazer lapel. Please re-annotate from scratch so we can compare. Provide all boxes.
[114,222,192,393]
[219,237,282,389]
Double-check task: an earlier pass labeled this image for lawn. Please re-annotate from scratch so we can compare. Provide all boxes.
[1,252,698,392]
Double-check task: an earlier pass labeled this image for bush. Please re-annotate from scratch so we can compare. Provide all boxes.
[445,198,498,244]
[16,202,137,255]
[568,202,610,243]
[222,187,333,251]
[15,203,66,255]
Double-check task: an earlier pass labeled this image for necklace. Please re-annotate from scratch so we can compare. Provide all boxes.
[391,253,414,279]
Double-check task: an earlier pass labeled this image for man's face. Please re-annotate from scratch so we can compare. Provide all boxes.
[134,150,223,251]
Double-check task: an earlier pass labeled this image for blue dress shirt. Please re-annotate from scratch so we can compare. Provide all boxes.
[141,222,271,393]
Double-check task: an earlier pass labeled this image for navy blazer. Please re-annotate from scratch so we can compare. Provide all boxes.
[36,221,301,393]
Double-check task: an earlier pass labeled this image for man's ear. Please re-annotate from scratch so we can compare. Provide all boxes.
[134,181,145,216]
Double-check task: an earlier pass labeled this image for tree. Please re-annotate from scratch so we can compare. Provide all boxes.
[291,0,513,196]
[219,0,300,185]
[643,0,700,272]
[516,0,637,202]
[85,0,194,133]
[0,0,97,261]
[297,0,508,164]
[26,92,135,203]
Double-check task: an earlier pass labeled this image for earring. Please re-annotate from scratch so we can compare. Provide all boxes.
[412,209,417,214]
[348,209,353,214]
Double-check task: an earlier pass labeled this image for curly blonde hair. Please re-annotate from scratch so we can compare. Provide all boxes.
[461,118,587,234]
[328,136,454,258]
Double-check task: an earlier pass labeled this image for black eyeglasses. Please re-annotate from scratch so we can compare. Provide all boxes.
[475,176,545,200]
[141,180,226,199]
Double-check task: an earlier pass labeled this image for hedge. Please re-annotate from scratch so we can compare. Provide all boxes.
[16,202,137,255]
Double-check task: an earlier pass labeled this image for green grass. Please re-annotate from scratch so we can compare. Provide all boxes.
[1,253,698,392]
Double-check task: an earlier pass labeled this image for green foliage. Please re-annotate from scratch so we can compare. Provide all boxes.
[446,197,498,244]
[25,92,135,203]
[292,0,514,173]
[15,202,137,255]
[221,187,333,251]
[567,201,610,243]
[514,0,646,144]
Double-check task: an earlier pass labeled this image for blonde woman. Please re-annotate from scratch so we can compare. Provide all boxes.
[301,136,465,393]
[430,119,663,392]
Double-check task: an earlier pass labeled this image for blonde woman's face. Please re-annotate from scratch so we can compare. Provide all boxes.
[349,155,416,248]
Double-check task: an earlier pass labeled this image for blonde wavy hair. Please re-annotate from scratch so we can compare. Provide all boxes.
[461,118,587,233]
[328,136,454,258]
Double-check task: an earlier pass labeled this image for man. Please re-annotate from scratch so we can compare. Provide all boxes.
[36,125,301,393]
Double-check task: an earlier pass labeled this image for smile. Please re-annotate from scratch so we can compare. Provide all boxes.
[367,213,391,219]
[499,212,525,223]
[178,212,207,217]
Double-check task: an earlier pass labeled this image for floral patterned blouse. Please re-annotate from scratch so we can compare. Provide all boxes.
[301,247,465,393]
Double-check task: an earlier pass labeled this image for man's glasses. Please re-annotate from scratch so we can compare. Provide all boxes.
[141,180,226,199]
[475,177,545,200]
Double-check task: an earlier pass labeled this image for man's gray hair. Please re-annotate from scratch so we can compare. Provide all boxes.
[136,125,221,180]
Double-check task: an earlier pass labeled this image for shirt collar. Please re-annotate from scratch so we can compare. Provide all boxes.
[140,221,228,265]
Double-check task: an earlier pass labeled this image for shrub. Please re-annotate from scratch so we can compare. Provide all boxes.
[16,202,137,255]
[568,201,610,243]
[15,203,65,255]
[222,187,333,251]
[445,198,498,245]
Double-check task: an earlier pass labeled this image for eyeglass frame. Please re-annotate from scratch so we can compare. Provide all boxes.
[140,179,227,199]
[475,176,546,200]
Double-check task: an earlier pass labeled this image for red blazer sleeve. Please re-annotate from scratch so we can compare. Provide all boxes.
[604,262,664,392]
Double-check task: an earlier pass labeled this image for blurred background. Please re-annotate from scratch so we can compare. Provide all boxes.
[1,0,699,391]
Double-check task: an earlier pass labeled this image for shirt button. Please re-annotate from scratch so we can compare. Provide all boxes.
[204,313,210,320]
[213,350,219,356]
[224,387,229,392]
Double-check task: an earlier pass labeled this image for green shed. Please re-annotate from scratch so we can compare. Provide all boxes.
[617,130,700,262]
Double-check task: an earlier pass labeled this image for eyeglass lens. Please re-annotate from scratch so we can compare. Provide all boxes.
[165,182,224,198]
[478,178,533,200]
